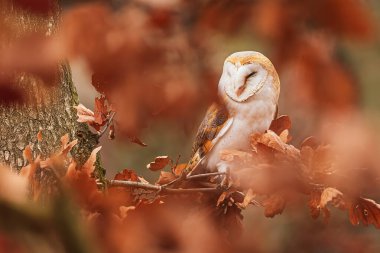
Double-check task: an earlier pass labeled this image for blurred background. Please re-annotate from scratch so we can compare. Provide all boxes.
[67,0,380,252]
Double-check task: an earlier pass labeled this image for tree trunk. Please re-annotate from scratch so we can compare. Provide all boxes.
[0,1,104,178]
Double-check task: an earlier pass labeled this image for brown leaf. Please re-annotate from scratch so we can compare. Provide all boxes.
[93,96,108,125]
[108,124,115,140]
[252,130,299,157]
[309,189,322,219]
[128,136,147,147]
[220,149,252,163]
[309,188,345,223]
[65,161,77,180]
[348,198,380,229]
[217,192,228,207]
[262,193,286,218]
[320,187,344,209]
[37,130,43,142]
[279,129,290,143]
[23,145,33,164]
[147,156,171,171]
[74,104,95,124]
[114,169,140,182]
[237,189,255,209]
[119,205,136,220]
[301,136,320,149]
[156,171,176,185]
[82,146,102,176]
[269,115,291,136]
[20,146,40,179]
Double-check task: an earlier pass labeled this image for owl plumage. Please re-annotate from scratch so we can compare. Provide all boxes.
[186,51,280,174]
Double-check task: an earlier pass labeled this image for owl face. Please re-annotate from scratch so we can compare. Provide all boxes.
[218,51,280,102]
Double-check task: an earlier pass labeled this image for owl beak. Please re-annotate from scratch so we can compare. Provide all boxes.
[235,83,246,96]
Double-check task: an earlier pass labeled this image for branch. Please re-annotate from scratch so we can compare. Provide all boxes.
[108,180,221,194]
[186,172,226,180]
[162,171,226,188]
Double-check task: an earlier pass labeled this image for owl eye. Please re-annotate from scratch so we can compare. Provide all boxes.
[246,71,257,80]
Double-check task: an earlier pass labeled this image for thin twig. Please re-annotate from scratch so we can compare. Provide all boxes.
[108,180,221,194]
[98,111,116,138]
[186,172,226,180]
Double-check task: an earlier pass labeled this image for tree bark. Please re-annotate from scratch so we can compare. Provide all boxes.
[0,1,104,178]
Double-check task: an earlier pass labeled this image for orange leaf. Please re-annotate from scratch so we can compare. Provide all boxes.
[114,169,140,182]
[156,171,176,185]
[320,187,344,209]
[269,115,291,136]
[348,198,380,229]
[128,136,147,147]
[237,189,255,209]
[220,149,252,163]
[217,192,228,206]
[173,163,187,176]
[147,156,171,171]
[301,136,320,149]
[74,103,95,124]
[82,146,102,176]
[37,131,43,142]
[262,193,286,218]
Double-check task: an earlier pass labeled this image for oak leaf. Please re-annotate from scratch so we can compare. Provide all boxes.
[147,156,171,171]
[114,169,140,182]
[74,104,95,124]
[348,198,380,229]
[82,146,102,176]
[269,115,291,136]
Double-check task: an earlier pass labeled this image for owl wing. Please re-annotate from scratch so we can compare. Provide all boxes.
[185,103,233,174]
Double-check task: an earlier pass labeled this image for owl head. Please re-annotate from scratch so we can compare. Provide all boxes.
[218,51,280,102]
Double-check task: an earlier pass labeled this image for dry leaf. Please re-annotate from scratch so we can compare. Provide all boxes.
[74,103,95,124]
[147,156,171,171]
[217,192,228,206]
[262,193,286,218]
[156,171,176,185]
[320,187,344,209]
[348,198,380,228]
[237,189,255,209]
[114,169,140,182]
[82,146,102,176]
[37,130,43,142]
[269,115,291,136]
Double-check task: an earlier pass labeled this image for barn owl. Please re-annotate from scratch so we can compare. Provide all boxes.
[186,51,280,174]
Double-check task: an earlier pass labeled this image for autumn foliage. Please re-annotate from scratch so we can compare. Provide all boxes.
[1,0,380,252]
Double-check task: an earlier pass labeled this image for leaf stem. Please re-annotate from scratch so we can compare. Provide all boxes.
[98,111,116,138]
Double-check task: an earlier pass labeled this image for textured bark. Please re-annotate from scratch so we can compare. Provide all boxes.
[0,1,104,179]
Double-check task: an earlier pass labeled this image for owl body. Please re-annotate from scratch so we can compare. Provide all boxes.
[204,82,278,172]
[188,51,280,174]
